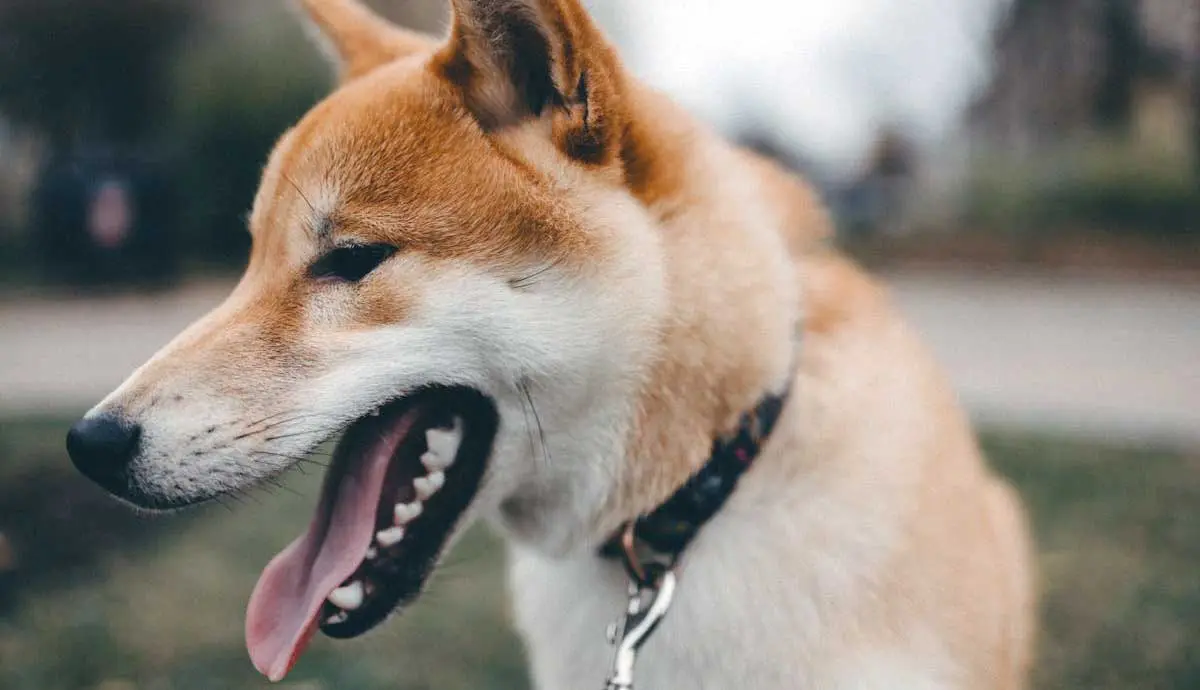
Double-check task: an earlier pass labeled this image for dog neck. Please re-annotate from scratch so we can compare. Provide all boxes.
[598,84,803,541]
[600,375,794,577]
[490,82,805,555]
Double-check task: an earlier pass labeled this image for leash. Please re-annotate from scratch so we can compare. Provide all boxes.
[598,380,792,689]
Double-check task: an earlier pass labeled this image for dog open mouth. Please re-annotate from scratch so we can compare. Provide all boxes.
[245,386,499,681]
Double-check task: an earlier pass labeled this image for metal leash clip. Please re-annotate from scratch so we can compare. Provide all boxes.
[603,521,679,690]
[604,568,677,690]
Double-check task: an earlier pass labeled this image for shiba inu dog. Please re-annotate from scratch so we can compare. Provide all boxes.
[65,0,1035,687]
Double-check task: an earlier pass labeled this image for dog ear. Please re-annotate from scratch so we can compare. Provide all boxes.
[295,0,432,82]
[437,0,626,165]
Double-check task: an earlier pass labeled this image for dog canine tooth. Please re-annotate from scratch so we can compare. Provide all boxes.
[365,546,378,560]
[424,421,462,464]
[327,581,364,610]
[325,610,349,626]
[376,526,405,547]
[413,471,445,501]
[393,501,423,524]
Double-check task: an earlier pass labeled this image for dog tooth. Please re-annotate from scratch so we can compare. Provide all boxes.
[413,477,433,500]
[394,501,423,524]
[365,546,378,560]
[328,581,364,610]
[325,610,349,625]
[414,471,445,501]
[376,526,405,547]
[424,422,462,463]
[393,503,411,524]
[428,470,445,491]
[420,450,452,472]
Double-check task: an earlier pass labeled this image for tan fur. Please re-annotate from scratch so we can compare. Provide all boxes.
[786,252,1036,686]
[84,1,1034,687]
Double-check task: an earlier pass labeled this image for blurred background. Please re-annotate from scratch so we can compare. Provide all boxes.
[0,0,1197,688]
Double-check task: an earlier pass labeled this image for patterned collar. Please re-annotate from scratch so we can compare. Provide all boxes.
[600,380,792,584]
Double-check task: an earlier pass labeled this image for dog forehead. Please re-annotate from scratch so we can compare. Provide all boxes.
[248,59,590,268]
[260,68,496,232]
[291,67,478,207]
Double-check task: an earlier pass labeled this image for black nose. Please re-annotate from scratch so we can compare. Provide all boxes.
[66,414,142,492]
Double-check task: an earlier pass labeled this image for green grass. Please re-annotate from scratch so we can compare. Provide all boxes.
[984,434,1200,689]
[0,417,1197,689]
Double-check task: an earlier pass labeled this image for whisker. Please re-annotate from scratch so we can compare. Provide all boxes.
[240,408,302,429]
[516,383,539,467]
[267,475,303,497]
[228,485,265,506]
[509,258,562,290]
[520,379,552,469]
[264,429,329,443]
[235,413,337,441]
[284,174,317,216]
[252,449,332,468]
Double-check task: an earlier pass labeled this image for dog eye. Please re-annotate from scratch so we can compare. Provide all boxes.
[310,244,398,283]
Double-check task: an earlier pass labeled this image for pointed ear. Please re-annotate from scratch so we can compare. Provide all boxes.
[438,0,626,165]
[295,0,434,82]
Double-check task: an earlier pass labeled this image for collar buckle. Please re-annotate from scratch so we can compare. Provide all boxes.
[617,519,676,588]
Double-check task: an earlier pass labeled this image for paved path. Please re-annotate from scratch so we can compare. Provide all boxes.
[2,271,1197,448]
[884,269,1199,449]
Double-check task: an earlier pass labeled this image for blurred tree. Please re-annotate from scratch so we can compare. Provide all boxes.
[0,0,197,151]
[970,0,1106,153]
[973,0,1196,153]
[1094,0,1142,133]
[1193,6,1200,181]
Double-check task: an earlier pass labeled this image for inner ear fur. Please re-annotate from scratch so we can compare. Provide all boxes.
[437,0,627,165]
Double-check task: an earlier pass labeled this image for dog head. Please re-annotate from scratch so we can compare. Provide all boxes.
[66,0,668,680]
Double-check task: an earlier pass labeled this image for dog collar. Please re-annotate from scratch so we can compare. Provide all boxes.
[598,378,792,689]
[600,379,792,583]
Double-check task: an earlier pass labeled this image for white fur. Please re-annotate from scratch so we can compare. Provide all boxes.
[510,398,960,690]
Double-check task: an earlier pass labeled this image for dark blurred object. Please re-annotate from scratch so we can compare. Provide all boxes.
[0,0,195,150]
[0,0,196,288]
[1192,3,1200,180]
[0,531,13,573]
[30,148,180,289]
[1094,0,1140,132]
[838,131,918,239]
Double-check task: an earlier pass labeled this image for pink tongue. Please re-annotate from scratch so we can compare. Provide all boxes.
[245,410,419,682]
